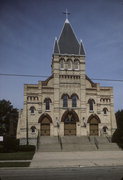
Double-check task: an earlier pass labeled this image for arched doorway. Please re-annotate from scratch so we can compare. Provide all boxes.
[38,114,52,136]
[88,114,101,136]
[61,110,79,136]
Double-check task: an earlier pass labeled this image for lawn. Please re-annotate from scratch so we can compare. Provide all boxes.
[0,162,30,167]
[0,151,35,160]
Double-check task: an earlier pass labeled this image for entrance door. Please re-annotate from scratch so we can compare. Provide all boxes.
[64,123,76,136]
[64,112,76,136]
[40,117,50,136]
[90,118,98,136]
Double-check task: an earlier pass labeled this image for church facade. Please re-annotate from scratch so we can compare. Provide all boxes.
[17,18,117,145]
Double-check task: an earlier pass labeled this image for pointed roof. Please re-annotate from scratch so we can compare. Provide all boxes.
[79,40,85,55]
[53,19,85,56]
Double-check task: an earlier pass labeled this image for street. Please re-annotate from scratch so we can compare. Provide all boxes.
[0,166,123,180]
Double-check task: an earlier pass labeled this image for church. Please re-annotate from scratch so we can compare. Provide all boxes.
[17,16,117,145]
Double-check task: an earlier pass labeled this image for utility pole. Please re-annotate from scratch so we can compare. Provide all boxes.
[26,102,29,145]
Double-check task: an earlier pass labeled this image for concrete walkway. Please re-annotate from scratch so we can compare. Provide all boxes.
[30,151,123,168]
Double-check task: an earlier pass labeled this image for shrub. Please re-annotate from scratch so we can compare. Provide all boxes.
[0,144,4,153]
[3,136,19,152]
[18,145,35,152]
[112,129,123,143]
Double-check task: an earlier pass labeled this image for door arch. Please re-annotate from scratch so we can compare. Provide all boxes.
[61,110,79,136]
[38,114,52,136]
[88,114,100,136]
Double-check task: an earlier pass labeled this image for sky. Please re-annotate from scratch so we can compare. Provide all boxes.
[0,0,123,111]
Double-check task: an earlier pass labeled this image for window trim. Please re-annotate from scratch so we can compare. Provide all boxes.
[74,59,80,70]
[59,58,65,70]
[30,106,36,114]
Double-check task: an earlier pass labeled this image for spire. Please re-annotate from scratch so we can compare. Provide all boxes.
[58,22,80,55]
[53,37,59,54]
[53,11,85,56]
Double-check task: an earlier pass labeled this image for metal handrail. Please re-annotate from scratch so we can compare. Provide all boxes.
[58,134,63,150]
[94,136,99,149]
[36,130,40,151]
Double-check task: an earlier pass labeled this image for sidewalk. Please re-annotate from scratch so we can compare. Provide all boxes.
[30,151,123,168]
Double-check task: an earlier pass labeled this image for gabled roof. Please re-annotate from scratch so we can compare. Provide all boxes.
[53,19,85,56]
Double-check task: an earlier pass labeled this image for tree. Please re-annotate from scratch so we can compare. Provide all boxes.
[112,110,123,147]
[115,110,123,129]
[0,99,18,136]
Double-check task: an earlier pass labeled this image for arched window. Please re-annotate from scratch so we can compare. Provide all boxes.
[88,99,95,111]
[31,126,36,133]
[103,126,108,133]
[67,59,72,70]
[60,58,64,69]
[71,94,78,107]
[30,106,36,113]
[61,94,69,108]
[44,98,52,110]
[103,108,108,115]
[74,59,79,70]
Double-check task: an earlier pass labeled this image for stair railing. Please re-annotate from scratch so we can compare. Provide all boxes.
[57,122,63,150]
[88,136,91,142]
[94,136,99,149]
[36,129,40,151]
[58,134,63,150]
[106,136,111,143]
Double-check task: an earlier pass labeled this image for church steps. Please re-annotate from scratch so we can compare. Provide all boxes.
[97,143,121,151]
[37,136,122,152]
[39,136,59,144]
[62,144,97,152]
[38,144,61,152]
[61,136,90,144]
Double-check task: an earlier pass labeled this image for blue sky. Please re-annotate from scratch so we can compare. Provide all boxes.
[0,0,123,111]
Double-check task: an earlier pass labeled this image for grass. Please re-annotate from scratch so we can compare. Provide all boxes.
[0,162,30,167]
[0,151,35,160]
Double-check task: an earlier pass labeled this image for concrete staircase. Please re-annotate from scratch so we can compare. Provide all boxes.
[61,136,97,151]
[95,136,120,151]
[37,136,121,152]
[38,136,61,152]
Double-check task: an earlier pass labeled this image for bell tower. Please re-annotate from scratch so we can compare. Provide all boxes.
[52,16,86,127]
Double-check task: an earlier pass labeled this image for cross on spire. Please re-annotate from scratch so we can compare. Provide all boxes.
[63,9,70,20]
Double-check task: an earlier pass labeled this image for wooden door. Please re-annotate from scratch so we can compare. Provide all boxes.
[64,123,76,136]
[40,117,50,136]
[90,118,98,136]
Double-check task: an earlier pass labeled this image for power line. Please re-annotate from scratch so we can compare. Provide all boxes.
[91,78,123,82]
[0,73,48,78]
[0,73,123,82]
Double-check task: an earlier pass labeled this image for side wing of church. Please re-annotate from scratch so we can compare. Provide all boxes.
[17,18,117,145]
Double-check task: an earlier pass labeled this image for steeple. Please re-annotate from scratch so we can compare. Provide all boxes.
[53,16,85,56]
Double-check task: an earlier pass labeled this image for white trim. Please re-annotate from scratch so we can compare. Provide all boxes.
[65,18,69,23]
